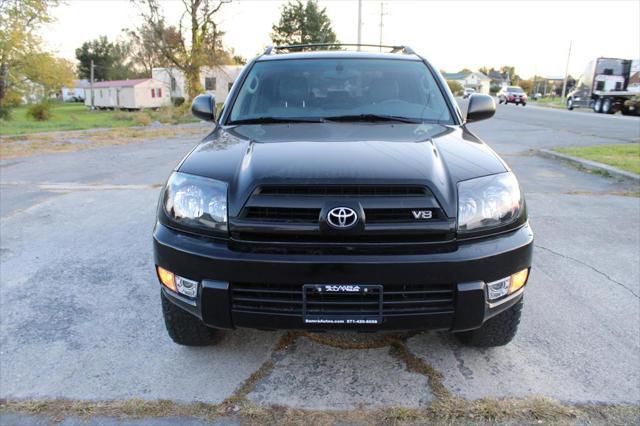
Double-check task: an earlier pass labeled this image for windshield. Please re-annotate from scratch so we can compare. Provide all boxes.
[508,86,524,93]
[228,58,453,124]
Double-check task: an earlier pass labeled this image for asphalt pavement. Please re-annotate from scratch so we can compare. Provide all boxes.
[1,104,639,422]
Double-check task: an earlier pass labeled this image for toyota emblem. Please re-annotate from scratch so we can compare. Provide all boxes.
[327,207,358,229]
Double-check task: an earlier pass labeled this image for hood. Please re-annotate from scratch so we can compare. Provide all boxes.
[178,123,506,217]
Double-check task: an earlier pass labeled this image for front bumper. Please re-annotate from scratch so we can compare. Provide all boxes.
[153,222,533,332]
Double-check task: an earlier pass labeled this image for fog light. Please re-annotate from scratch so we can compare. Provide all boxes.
[487,269,529,301]
[509,269,529,294]
[487,277,510,300]
[157,266,176,292]
[175,276,199,298]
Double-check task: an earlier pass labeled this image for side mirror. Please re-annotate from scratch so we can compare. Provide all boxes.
[466,94,495,123]
[191,94,216,122]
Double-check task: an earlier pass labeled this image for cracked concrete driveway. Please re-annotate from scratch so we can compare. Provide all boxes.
[1,105,639,420]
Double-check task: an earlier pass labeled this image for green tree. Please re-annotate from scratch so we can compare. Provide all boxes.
[135,0,230,100]
[446,80,463,96]
[75,36,142,81]
[499,66,520,84]
[0,0,72,107]
[125,24,170,75]
[271,0,338,47]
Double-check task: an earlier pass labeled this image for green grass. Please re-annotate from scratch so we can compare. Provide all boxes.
[0,103,197,136]
[555,143,640,174]
[530,97,566,108]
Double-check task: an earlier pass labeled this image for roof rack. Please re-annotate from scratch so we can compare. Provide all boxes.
[263,43,415,55]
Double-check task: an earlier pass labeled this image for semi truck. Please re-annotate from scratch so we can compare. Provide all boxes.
[566,57,639,115]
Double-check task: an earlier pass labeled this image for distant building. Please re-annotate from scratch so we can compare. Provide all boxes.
[442,71,491,94]
[152,65,244,102]
[488,70,510,90]
[61,79,89,102]
[536,77,565,96]
[84,78,171,109]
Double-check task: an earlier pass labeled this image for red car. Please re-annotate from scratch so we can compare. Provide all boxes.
[497,86,527,106]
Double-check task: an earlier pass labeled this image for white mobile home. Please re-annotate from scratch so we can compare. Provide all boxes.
[84,78,171,109]
[152,66,244,102]
[61,80,89,102]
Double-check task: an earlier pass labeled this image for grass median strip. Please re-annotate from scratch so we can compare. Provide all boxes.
[0,126,206,159]
[554,143,640,175]
[0,103,199,136]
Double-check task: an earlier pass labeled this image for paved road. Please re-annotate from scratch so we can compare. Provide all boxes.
[1,106,639,420]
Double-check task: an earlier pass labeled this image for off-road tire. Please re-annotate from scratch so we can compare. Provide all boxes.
[161,292,225,346]
[454,298,523,347]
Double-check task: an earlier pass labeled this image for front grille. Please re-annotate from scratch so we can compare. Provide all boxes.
[257,185,426,197]
[244,207,320,223]
[231,282,455,316]
[233,184,456,253]
[365,208,443,223]
[243,207,443,224]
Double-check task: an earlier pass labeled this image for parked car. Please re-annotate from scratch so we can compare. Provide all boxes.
[154,44,533,348]
[462,87,476,98]
[497,86,527,105]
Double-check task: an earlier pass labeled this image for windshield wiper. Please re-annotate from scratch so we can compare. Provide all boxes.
[227,116,325,125]
[323,114,423,124]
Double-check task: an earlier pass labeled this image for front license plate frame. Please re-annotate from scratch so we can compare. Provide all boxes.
[302,284,383,325]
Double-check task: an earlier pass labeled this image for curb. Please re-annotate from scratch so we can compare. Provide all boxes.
[538,149,640,182]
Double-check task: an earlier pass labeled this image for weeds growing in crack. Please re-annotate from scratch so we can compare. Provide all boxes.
[2,331,639,424]
[218,331,300,416]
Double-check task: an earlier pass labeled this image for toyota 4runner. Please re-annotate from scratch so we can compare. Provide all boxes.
[153,44,533,347]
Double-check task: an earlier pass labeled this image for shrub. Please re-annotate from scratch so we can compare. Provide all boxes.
[171,97,186,107]
[113,111,132,121]
[0,106,13,121]
[26,102,52,121]
[446,80,463,96]
[134,114,152,126]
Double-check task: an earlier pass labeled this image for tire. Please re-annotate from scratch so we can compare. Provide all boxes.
[454,298,523,347]
[161,292,225,346]
[567,98,574,110]
[621,105,636,116]
[593,98,603,113]
[522,102,526,106]
[602,98,613,114]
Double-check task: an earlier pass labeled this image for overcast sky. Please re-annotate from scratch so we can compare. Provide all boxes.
[44,0,640,78]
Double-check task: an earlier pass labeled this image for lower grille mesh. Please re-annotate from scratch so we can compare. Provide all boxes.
[231,283,455,316]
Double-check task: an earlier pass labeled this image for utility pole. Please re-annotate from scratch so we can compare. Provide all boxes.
[89,59,95,110]
[357,0,362,50]
[561,40,572,99]
[378,2,388,51]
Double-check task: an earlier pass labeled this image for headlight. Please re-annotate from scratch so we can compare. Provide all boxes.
[163,172,228,234]
[457,172,523,234]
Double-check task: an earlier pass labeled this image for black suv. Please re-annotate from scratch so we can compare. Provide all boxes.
[153,44,533,347]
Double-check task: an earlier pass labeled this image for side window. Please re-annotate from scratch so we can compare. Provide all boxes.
[205,77,216,90]
[595,81,605,91]
[158,88,162,97]
[151,88,156,98]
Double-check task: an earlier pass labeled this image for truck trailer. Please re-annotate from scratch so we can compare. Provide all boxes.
[566,57,639,115]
